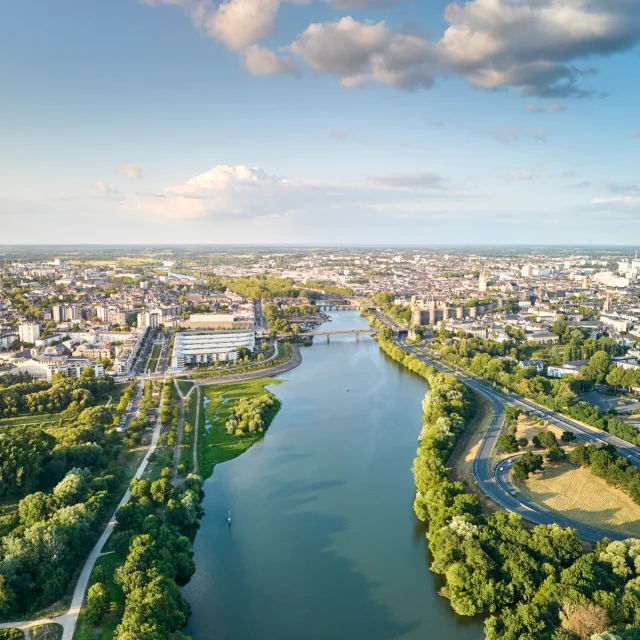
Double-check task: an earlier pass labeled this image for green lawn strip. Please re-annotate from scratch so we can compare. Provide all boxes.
[72,553,125,640]
[198,378,282,480]
[179,392,197,475]
[176,379,194,396]
[148,343,162,372]
[0,413,63,428]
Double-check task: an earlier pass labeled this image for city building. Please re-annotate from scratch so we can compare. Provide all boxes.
[171,330,255,369]
[18,323,40,344]
[137,310,162,329]
[181,313,255,330]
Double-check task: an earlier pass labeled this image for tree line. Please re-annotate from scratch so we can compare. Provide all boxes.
[377,337,640,639]
[435,339,640,449]
[110,470,204,639]
[0,371,114,418]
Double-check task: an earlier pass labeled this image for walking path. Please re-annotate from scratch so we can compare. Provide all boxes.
[192,386,200,475]
[172,380,197,483]
[189,344,301,387]
[0,379,166,639]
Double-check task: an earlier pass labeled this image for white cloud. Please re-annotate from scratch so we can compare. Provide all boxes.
[290,17,437,89]
[592,196,640,205]
[122,163,467,220]
[372,171,444,189]
[143,0,640,97]
[244,45,298,75]
[327,0,401,7]
[629,130,640,138]
[93,181,121,198]
[118,164,143,180]
[437,0,640,97]
[206,0,281,51]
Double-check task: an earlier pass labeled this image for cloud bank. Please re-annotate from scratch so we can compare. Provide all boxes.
[142,0,640,96]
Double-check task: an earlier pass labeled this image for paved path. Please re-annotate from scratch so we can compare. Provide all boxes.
[188,344,302,387]
[172,380,197,483]
[192,386,201,475]
[0,379,166,639]
[398,338,637,542]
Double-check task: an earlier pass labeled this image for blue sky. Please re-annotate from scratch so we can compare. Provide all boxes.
[1,0,639,244]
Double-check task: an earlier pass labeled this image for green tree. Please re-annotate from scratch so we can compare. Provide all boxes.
[498,433,520,454]
[86,582,110,625]
[18,492,56,527]
[150,479,174,504]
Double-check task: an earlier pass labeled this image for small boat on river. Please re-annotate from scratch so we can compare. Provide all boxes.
[228,510,232,525]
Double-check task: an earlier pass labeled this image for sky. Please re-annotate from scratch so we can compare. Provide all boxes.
[1,0,639,245]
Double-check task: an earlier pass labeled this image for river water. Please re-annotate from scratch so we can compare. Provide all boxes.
[183,311,483,640]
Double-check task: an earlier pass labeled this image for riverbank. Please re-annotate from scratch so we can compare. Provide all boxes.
[184,310,483,640]
[197,378,283,480]
[180,344,302,386]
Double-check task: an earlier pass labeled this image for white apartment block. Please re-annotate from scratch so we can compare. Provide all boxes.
[171,330,255,369]
[18,323,40,343]
[137,310,161,329]
[13,357,104,381]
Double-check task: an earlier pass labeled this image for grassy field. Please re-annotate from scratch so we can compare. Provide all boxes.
[176,379,194,396]
[73,553,125,640]
[179,391,198,475]
[198,378,282,480]
[147,343,162,373]
[516,461,640,538]
[0,413,62,428]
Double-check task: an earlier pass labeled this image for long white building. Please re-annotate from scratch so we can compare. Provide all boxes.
[171,330,255,369]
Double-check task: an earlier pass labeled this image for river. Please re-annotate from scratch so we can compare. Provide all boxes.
[183,311,484,640]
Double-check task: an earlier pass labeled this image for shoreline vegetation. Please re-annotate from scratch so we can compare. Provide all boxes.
[377,336,640,640]
[72,379,282,640]
[197,379,282,481]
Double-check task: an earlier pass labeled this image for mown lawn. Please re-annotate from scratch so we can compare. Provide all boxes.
[516,461,640,538]
[73,552,125,640]
[198,378,282,480]
[179,391,198,475]
[176,379,194,396]
[0,413,62,429]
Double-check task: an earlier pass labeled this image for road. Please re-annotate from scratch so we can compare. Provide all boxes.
[0,379,166,638]
[398,338,636,542]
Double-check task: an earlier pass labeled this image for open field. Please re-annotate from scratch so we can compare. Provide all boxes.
[516,415,566,447]
[516,461,640,538]
[198,378,282,480]
[0,414,62,429]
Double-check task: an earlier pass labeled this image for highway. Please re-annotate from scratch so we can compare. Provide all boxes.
[398,337,633,542]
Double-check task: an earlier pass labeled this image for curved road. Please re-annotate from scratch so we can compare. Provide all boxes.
[398,338,635,542]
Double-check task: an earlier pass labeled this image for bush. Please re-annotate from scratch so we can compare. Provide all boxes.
[546,444,566,462]
[86,582,110,625]
[532,430,558,449]
[561,430,576,443]
[498,433,520,454]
